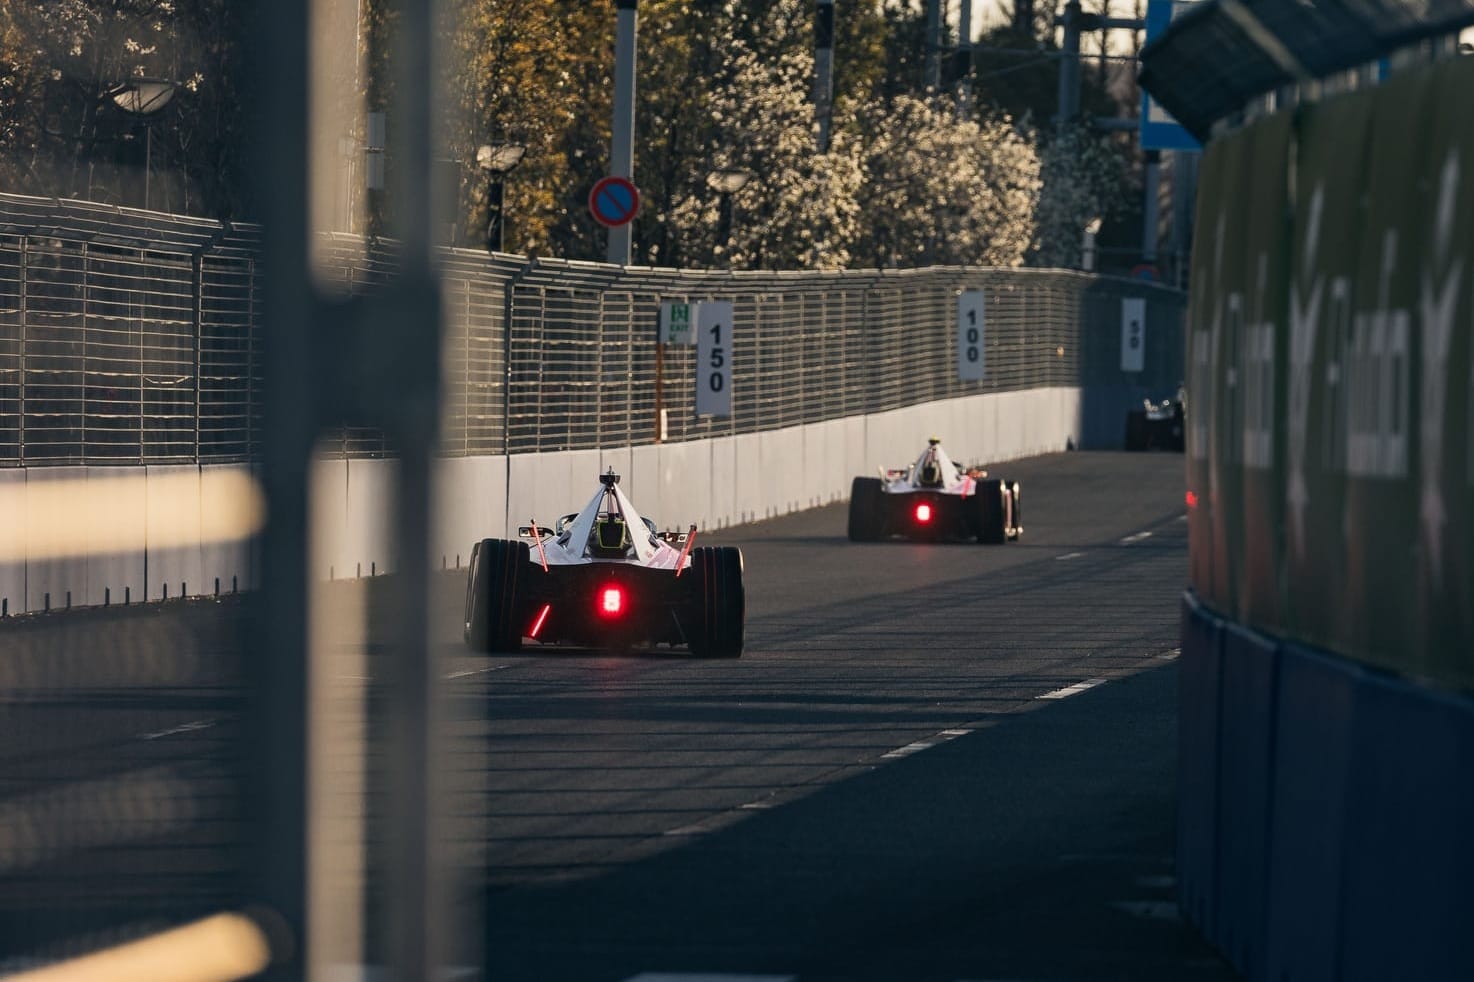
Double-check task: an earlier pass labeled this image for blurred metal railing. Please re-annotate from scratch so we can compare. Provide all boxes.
[0,193,1185,468]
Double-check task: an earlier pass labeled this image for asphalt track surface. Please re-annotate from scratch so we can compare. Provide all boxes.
[0,450,1237,980]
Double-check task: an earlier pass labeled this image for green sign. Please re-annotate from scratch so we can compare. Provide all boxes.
[659,300,695,346]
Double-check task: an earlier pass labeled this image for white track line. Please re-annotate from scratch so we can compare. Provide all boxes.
[444,664,510,680]
[137,718,216,740]
[1037,678,1108,701]
[667,728,976,836]
[1118,531,1153,544]
[880,728,972,759]
[1054,551,1085,560]
[623,975,796,982]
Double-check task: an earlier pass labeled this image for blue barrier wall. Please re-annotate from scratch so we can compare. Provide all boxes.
[1180,593,1474,979]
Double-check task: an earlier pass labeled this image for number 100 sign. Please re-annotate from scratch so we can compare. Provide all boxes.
[957,290,985,381]
[696,300,733,417]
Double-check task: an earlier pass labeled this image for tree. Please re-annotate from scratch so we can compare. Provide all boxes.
[1030,122,1132,268]
[657,2,864,271]
[852,94,1039,268]
[0,0,254,219]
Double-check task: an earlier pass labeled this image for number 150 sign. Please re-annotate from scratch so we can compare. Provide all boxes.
[696,300,733,417]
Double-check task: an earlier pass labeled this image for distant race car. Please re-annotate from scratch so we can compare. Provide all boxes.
[464,470,744,657]
[1124,387,1185,452]
[848,438,1022,543]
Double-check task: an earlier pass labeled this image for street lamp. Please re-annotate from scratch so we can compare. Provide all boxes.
[1081,215,1103,272]
[706,169,751,267]
[107,76,177,211]
[477,143,526,252]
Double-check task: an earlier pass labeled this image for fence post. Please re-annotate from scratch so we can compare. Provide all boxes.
[81,241,88,458]
[194,252,204,460]
[17,235,25,462]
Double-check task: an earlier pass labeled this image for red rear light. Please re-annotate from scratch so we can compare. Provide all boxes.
[915,503,932,523]
[1186,490,1199,509]
[598,586,624,616]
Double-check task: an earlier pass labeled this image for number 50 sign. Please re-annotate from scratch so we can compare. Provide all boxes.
[957,290,985,381]
[696,300,733,417]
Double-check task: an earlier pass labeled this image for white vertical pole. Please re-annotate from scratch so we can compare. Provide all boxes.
[607,0,639,265]
[956,0,973,117]
[1142,149,1161,263]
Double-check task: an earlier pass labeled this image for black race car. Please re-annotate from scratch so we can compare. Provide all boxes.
[464,470,744,657]
[1125,387,1185,452]
[847,438,1022,544]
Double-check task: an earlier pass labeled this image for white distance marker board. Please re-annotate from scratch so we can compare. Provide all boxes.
[1121,297,1146,373]
[957,290,985,381]
[696,300,733,417]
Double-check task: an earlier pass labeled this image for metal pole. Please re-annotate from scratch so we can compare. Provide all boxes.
[924,0,941,92]
[17,237,25,462]
[385,0,444,977]
[193,253,203,459]
[145,124,152,210]
[814,0,834,151]
[250,0,312,978]
[1056,0,1082,134]
[1170,150,1199,288]
[1141,149,1161,264]
[607,0,638,265]
[487,179,505,252]
[718,192,734,268]
[955,0,973,118]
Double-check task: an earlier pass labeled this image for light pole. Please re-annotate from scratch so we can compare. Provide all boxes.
[706,169,751,268]
[1081,215,1103,272]
[476,143,526,252]
[107,76,177,211]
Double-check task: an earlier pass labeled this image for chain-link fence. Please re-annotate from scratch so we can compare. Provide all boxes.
[0,194,1185,467]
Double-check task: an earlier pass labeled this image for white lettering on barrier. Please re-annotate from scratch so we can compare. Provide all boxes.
[1224,292,1244,465]
[1322,278,1353,474]
[1243,253,1276,470]
[1190,327,1212,461]
[1287,186,1325,556]
[1347,230,1410,479]
[1419,153,1460,582]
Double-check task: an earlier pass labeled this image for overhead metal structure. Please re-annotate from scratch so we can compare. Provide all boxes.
[1138,0,1474,141]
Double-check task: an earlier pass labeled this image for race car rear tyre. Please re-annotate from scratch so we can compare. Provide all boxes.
[690,546,745,658]
[975,481,1007,544]
[464,540,485,646]
[847,477,885,541]
[1005,481,1022,540]
[465,538,527,653]
[1125,410,1148,451]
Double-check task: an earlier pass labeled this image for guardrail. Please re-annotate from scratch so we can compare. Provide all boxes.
[0,193,1185,467]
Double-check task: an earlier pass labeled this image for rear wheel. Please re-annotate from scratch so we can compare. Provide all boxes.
[1125,410,1148,451]
[688,546,745,658]
[464,540,485,646]
[847,477,885,541]
[464,538,527,653]
[974,481,1007,544]
[1005,481,1023,540]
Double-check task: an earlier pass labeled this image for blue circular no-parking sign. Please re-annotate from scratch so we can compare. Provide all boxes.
[589,176,640,228]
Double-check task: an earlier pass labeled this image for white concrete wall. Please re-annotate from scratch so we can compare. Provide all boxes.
[2,386,1081,614]
[0,468,26,616]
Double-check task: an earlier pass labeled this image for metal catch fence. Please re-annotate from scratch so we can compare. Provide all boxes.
[0,193,1186,467]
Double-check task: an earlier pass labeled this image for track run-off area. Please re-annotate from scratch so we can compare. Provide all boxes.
[0,451,1236,980]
